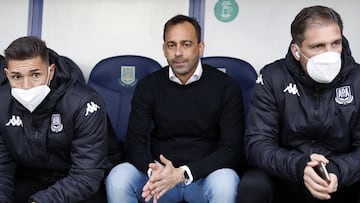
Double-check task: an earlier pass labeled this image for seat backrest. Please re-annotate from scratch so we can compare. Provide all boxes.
[201,56,257,117]
[88,55,162,141]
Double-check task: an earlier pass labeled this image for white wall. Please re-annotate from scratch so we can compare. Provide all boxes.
[41,0,189,80]
[0,0,28,55]
[1,1,359,77]
[204,0,360,73]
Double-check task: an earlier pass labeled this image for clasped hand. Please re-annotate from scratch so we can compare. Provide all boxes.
[142,154,184,203]
[303,153,338,200]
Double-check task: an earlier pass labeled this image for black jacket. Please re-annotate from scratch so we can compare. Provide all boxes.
[0,50,123,202]
[0,55,5,85]
[245,37,360,188]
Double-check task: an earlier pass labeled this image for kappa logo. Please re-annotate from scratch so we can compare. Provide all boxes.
[5,115,23,127]
[256,74,264,85]
[85,101,100,116]
[283,83,300,96]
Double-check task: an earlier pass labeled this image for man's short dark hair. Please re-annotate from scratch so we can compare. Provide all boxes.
[291,5,343,45]
[4,36,49,66]
[163,14,202,43]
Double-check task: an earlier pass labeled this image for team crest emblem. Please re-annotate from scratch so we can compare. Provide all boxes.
[335,86,353,105]
[119,66,137,86]
[51,114,64,133]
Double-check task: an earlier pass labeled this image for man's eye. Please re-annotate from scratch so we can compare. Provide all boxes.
[184,43,192,48]
[33,73,40,78]
[12,75,21,80]
[333,41,342,47]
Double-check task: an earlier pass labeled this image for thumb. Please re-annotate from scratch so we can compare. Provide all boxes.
[160,154,172,166]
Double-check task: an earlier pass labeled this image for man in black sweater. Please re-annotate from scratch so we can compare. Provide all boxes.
[106,14,244,203]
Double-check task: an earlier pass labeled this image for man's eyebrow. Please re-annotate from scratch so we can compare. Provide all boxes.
[8,68,41,74]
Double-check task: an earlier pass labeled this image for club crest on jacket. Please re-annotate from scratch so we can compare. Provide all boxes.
[335,86,353,105]
[51,113,64,133]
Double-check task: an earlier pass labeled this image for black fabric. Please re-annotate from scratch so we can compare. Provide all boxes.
[0,49,124,202]
[48,49,85,84]
[125,64,244,180]
[0,55,6,86]
[14,172,107,203]
[238,168,360,203]
[245,36,360,187]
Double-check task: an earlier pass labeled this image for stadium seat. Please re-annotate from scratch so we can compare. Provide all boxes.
[201,56,257,117]
[88,55,161,141]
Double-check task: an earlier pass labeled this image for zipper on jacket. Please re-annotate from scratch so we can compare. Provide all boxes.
[314,86,320,118]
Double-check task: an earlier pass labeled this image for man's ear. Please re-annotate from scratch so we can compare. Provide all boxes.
[290,44,300,61]
[49,64,56,81]
[4,68,9,78]
[199,42,205,57]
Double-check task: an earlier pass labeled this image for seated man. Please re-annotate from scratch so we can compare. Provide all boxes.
[238,5,360,203]
[0,36,123,203]
[106,15,244,203]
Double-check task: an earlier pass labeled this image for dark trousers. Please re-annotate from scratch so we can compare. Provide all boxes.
[237,168,360,203]
[14,173,107,203]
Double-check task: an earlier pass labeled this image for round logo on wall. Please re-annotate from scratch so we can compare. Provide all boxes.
[214,0,239,23]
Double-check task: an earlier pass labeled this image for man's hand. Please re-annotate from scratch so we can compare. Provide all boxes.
[142,154,184,203]
[303,153,338,200]
[142,159,165,202]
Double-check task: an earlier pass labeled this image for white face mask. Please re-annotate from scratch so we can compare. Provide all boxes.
[11,67,52,112]
[300,50,341,83]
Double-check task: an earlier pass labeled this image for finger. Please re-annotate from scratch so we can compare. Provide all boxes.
[310,154,329,163]
[307,160,320,167]
[154,160,164,167]
[304,166,329,190]
[142,189,150,196]
[310,189,331,200]
[144,194,153,202]
[151,179,165,194]
[310,169,330,187]
[304,180,331,200]
[149,163,164,175]
[142,190,154,201]
[159,154,174,167]
[143,181,153,191]
[155,187,169,201]
[328,173,338,193]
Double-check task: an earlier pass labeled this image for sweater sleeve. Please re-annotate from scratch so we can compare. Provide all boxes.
[125,78,154,173]
[329,118,360,187]
[0,134,16,203]
[30,96,108,202]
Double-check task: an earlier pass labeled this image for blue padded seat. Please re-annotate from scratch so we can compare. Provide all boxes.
[88,55,161,141]
[201,56,257,118]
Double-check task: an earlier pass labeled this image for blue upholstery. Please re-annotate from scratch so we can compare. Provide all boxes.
[201,56,257,117]
[88,55,161,141]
